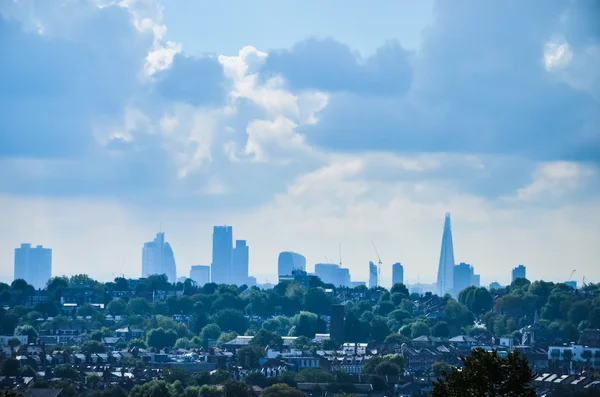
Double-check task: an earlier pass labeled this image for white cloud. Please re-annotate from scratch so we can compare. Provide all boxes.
[516,161,595,202]
[543,37,573,72]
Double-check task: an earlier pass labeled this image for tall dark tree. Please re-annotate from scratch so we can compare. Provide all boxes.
[432,349,536,397]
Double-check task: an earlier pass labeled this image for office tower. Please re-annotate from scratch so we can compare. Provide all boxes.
[142,232,177,283]
[212,226,233,284]
[314,263,350,287]
[330,304,345,343]
[512,265,526,282]
[277,251,306,279]
[190,265,210,286]
[436,213,456,296]
[14,244,52,290]
[232,240,249,285]
[392,263,404,286]
[368,261,378,288]
[453,262,475,297]
[472,273,481,288]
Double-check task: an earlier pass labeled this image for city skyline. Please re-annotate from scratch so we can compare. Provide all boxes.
[2,1,598,287]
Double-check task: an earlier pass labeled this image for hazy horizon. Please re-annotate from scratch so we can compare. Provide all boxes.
[1,0,599,287]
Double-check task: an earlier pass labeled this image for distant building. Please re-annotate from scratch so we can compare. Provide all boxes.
[190,265,210,286]
[330,304,345,343]
[436,213,455,296]
[142,232,177,283]
[212,226,233,284]
[565,281,577,290]
[314,263,350,287]
[14,243,52,290]
[278,251,306,279]
[392,263,404,286]
[279,269,311,288]
[453,262,478,297]
[489,281,503,290]
[512,265,526,282]
[349,281,366,288]
[472,274,481,288]
[368,261,378,288]
[232,240,249,285]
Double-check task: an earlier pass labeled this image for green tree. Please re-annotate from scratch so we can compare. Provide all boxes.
[200,324,222,347]
[54,364,79,379]
[262,384,306,397]
[127,297,152,316]
[251,329,283,349]
[80,340,106,355]
[14,324,38,344]
[128,338,147,349]
[222,380,256,397]
[7,338,21,356]
[303,287,331,315]
[77,303,98,317]
[390,283,409,296]
[432,361,453,378]
[410,321,430,338]
[431,349,536,397]
[374,361,400,376]
[130,380,173,397]
[216,331,238,348]
[296,368,335,383]
[147,328,178,350]
[213,309,249,334]
[107,299,127,316]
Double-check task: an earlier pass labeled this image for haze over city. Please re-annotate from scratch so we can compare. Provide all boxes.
[2,0,599,287]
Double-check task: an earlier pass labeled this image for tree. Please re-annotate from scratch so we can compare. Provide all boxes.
[7,338,21,356]
[147,328,178,350]
[200,324,222,347]
[251,329,283,349]
[237,345,265,368]
[431,349,536,397]
[107,299,127,316]
[244,372,269,388]
[54,364,79,379]
[128,338,147,349]
[292,312,326,338]
[127,298,152,316]
[213,309,249,334]
[216,331,238,348]
[374,361,400,376]
[411,321,430,338]
[296,368,335,383]
[77,303,98,317]
[432,361,453,378]
[14,324,38,344]
[303,287,331,315]
[1,358,21,376]
[81,340,106,355]
[262,384,306,397]
[432,321,450,338]
[390,283,409,296]
[130,380,173,397]
[223,380,256,397]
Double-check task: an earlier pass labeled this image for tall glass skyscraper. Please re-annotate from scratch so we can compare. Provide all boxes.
[277,251,306,279]
[392,263,404,286]
[368,261,378,288]
[212,226,233,284]
[142,232,177,282]
[436,213,455,296]
[512,265,526,282]
[14,243,52,290]
[232,240,249,285]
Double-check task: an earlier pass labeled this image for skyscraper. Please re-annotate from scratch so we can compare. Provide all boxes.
[314,263,350,287]
[277,251,306,279]
[392,263,404,286]
[368,261,378,288]
[453,262,475,297]
[190,265,210,286]
[232,240,249,285]
[436,213,456,296]
[212,226,233,284]
[142,232,177,282]
[512,265,526,282]
[14,244,52,290]
[330,304,345,342]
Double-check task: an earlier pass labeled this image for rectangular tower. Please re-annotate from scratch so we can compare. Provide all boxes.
[512,265,526,282]
[190,265,211,286]
[392,263,404,286]
[212,226,233,284]
[232,240,249,285]
[14,244,52,290]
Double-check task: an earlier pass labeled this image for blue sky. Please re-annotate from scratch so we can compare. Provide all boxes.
[0,0,599,286]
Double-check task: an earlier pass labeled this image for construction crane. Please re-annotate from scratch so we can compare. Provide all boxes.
[568,269,576,281]
[371,241,382,287]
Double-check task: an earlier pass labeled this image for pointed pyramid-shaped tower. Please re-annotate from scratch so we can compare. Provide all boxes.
[436,213,455,296]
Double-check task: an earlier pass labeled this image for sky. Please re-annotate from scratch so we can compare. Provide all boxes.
[1,0,599,287]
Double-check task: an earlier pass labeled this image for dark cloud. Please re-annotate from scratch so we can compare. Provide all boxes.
[296,1,600,163]
[263,37,412,96]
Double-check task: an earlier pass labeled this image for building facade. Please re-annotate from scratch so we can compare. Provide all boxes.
[453,262,479,297]
[368,261,378,288]
[277,251,306,279]
[142,232,177,282]
[392,262,404,286]
[190,265,211,286]
[212,226,233,284]
[314,263,350,287]
[436,213,455,296]
[330,304,345,342]
[14,243,52,290]
[512,265,526,282]
[232,240,249,285]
